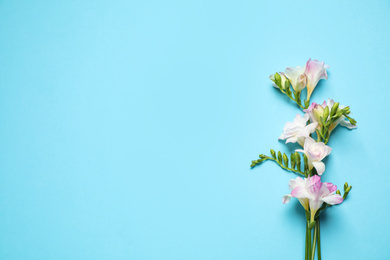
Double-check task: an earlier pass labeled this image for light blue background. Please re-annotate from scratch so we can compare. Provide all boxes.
[0,0,388,259]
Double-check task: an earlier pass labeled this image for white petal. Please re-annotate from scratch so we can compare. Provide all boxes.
[322,194,343,205]
[312,161,325,175]
[339,118,357,129]
[286,137,298,144]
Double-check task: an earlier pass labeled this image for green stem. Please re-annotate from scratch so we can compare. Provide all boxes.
[306,212,311,259]
[315,130,322,142]
[305,224,308,260]
[279,88,306,109]
[317,218,321,260]
[308,222,311,258]
[311,222,317,260]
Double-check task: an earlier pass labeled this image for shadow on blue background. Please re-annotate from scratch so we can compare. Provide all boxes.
[0,0,389,259]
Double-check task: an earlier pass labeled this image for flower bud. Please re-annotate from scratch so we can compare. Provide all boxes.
[323,106,329,124]
[277,151,282,163]
[270,149,276,159]
[313,105,325,123]
[330,102,339,116]
[294,74,307,92]
[283,153,289,167]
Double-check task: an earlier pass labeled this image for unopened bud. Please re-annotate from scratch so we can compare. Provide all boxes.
[270,149,276,159]
[293,73,307,92]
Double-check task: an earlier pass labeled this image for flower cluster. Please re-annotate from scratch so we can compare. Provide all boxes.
[270,59,329,109]
[251,58,356,260]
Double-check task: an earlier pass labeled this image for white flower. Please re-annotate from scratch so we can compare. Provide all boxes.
[296,137,331,175]
[284,66,307,92]
[279,114,318,146]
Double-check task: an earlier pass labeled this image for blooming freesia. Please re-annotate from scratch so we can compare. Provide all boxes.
[279,113,317,146]
[282,175,343,222]
[304,59,329,100]
[296,137,331,175]
[284,66,307,92]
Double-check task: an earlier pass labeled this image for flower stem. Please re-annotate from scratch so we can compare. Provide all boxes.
[311,222,317,260]
[252,155,307,177]
[305,224,308,260]
[306,212,311,259]
[317,218,321,260]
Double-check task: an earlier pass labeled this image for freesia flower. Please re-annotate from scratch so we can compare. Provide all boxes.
[296,137,331,175]
[304,59,329,100]
[282,175,343,222]
[284,66,307,92]
[279,114,317,146]
[304,99,357,132]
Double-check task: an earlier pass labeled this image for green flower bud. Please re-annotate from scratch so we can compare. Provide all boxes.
[295,152,301,171]
[330,102,339,116]
[277,151,282,163]
[274,72,281,87]
[291,153,296,169]
[283,153,288,167]
[270,149,276,159]
[323,106,329,123]
[303,154,309,171]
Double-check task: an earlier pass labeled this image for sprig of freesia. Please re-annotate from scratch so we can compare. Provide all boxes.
[304,99,357,144]
[251,59,357,260]
[270,59,329,109]
[251,150,310,177]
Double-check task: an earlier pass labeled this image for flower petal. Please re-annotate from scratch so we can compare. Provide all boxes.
[312,161,326,175]
[291,186,309,198]
[322,194,343,205]
[282,195,292,204]
[339,118,357,129]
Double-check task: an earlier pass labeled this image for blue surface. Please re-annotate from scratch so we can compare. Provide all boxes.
[0,0,389,259]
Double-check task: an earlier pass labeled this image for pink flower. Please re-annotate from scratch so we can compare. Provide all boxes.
[304,59,329,100]
[282,175,343,222]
